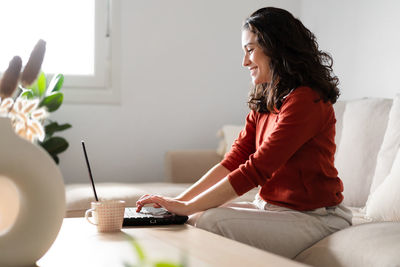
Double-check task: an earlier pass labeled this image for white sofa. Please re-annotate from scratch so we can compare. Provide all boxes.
[65,95,400,267]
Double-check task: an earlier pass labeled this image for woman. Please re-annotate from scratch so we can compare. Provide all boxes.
[136,7,352,258]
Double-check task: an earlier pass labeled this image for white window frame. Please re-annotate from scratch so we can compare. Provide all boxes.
[63,0,121,104]
[0,0,120,104]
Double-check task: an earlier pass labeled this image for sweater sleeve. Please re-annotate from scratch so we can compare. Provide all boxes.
[228,87,325,195]
[220,111,257,171]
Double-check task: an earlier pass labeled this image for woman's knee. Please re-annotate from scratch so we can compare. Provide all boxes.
[194,208,227,234]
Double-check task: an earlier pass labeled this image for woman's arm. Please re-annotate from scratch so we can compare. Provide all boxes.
[135,163,230,210]
[187,176,238,213]
[136,176,238,215]
[176,163,230,201]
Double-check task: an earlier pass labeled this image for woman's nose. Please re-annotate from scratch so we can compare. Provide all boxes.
[242,54,250,67]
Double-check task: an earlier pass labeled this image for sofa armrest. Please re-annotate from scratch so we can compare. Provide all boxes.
[165,149,222,183]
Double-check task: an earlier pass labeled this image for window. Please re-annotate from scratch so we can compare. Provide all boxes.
[0,0,120,104]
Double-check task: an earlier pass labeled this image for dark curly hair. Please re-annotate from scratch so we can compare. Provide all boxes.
[243,7,340,113]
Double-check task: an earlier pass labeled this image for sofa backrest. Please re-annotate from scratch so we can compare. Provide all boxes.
[334,98,393,207]
[333,101,347,149]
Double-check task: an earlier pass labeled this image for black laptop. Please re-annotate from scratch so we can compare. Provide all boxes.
[81,141,188,226]
[123,206,188,226]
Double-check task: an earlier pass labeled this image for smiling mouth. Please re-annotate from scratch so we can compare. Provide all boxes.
[249,67,257,75]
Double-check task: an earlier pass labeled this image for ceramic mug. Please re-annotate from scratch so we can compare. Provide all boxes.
[85,200,125,232]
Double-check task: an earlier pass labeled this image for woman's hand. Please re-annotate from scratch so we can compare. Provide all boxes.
[136,177,238,216]
[136,194,193,216]
[136,194,162,209]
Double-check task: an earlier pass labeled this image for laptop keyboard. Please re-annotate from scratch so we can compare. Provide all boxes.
[123,207,188,226]
[124,207,170,218]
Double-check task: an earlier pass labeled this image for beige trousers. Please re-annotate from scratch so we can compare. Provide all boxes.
[188,194,352,259]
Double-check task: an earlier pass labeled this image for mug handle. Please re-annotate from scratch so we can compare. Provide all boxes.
[85,208,97,225]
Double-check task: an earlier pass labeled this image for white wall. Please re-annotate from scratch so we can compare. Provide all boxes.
[54,0,301,184]
[300,0,400,100]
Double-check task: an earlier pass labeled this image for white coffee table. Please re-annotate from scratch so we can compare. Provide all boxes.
[37,218,307,267]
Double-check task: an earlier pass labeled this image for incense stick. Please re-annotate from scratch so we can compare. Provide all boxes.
[81,140,99,202]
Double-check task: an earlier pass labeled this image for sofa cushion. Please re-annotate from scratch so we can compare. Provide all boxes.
[366,143,400,221]
[165,150,222,183]
[349,207,372,225]
[369,94,400,194]
[295,222,400,267]
[334,98,392,207]
[216,125,243,156]
[333,100,346,152]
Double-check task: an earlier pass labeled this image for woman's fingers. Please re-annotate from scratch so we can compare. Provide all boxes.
[136,195,166,211]
[139,195,165,206]
[136,194,152,212]
[135,195,190,216]
[137,194,150,202]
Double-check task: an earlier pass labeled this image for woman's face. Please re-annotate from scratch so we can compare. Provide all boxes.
[241,30,272,85]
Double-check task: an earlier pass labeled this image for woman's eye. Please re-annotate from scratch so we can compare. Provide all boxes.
[247,49,254,54]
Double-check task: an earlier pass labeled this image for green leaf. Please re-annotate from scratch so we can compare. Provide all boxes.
[51,154,60,164]
[20,90,35,100]
[40,136,69,155]
[27,79,40,97]
[37,72,47,97]
[131,240,146,262]
[45,122,72,138]
[154,261,182,267]
[124,234,146,262]
[47,73,64,94]
[39,92,63,112]
[26,71,46,97]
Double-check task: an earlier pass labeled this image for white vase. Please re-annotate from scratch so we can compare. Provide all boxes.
[0,117,66,267]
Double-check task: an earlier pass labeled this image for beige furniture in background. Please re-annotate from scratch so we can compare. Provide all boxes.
[37,217,306,267]
[65,95,400,267]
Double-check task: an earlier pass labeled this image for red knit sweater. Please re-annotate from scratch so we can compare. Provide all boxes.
[221,86,344,211]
